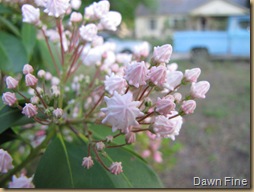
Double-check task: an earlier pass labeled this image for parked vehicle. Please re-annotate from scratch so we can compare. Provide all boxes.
[173,16,250,60]
[100,32,151,54]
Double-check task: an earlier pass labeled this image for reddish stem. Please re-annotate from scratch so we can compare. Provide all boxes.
[56,19,65,66]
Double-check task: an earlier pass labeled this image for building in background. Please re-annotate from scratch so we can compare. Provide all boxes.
[135,0,249,39]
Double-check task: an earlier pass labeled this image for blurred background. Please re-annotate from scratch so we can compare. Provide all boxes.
[0,0,250,188]
[104,0,250,188]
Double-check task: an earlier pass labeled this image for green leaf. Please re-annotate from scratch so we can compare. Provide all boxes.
[0,42,10,72]
[33,135,163,188]
[0,32,28,73]
[0,106,24,134]
[21,23,36,60]
[37,39,61,74]
[0,16,20,37]
[0,4,12,14]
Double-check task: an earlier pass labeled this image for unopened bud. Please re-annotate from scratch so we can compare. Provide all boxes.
[82,156,94,169]
[22,103,38,118]
[70,12,83,23]
[190,81,210,99]
[2,92,17,106]
[53,108,63,119]
[152,44,172,64]
[125,132,136,144]
[184,68,201,83]
[37,70,46,78]
[181,100,196,114]
[109,162,123,175]
[6,76,19,89]
[23,64,34,75]
[25,74,38,87]
[96,141,105,151]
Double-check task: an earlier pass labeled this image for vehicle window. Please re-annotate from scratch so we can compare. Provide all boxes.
[239,20,250,30]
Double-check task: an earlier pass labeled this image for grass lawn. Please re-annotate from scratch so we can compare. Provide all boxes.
[157,58,250,188]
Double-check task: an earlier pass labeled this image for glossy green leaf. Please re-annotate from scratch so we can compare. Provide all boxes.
[21,23,36,60]
[33,135,163,188]
[0,32,28,73]
[37,40,61,74]
[0,16,20,37]
[0,106,24,134]
[0,42,10,72]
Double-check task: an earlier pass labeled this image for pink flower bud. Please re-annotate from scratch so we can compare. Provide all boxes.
[98,11,121,31]
[125,132,136,144]
[82,156,94,169]
[2,92,17,106]
[104,73,127,94]
[51,77,60,86]
[184,68,201,83]
[149,65,167,86]
[96,141,105,151]
[153,151,163,163]
[142,150,151,158]
[190,81,210,99]
[0,149,14,173]
[8,174,34,188]
[153,112,183,140]
[181,100,196,114]
[152,44,172,64]
[109,162,123,175]
[79,24,97,42]
[44,0,70,18]
[45,72,52,80]
[37,70,46,78]
[124,61,149,88]
[164,71,183,91]
[53,108,63,118]
[23,64,34,75]
[70,12,82,22]
[5,76,19,89]
[22,103,38,118]
[22,4,40,25]
[156,96,175,116]
[25,74,38,87]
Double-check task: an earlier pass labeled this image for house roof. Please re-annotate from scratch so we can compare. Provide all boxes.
[136,0,249,16]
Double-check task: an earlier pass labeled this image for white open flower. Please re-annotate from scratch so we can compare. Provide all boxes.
[9,174,34,188]
[44,0,70,17]
[101,92,144,133]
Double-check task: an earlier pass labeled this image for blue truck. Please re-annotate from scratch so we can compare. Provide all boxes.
[173,16,250,60]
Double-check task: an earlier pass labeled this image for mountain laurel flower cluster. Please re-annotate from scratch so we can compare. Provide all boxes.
[0,0,210,188]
